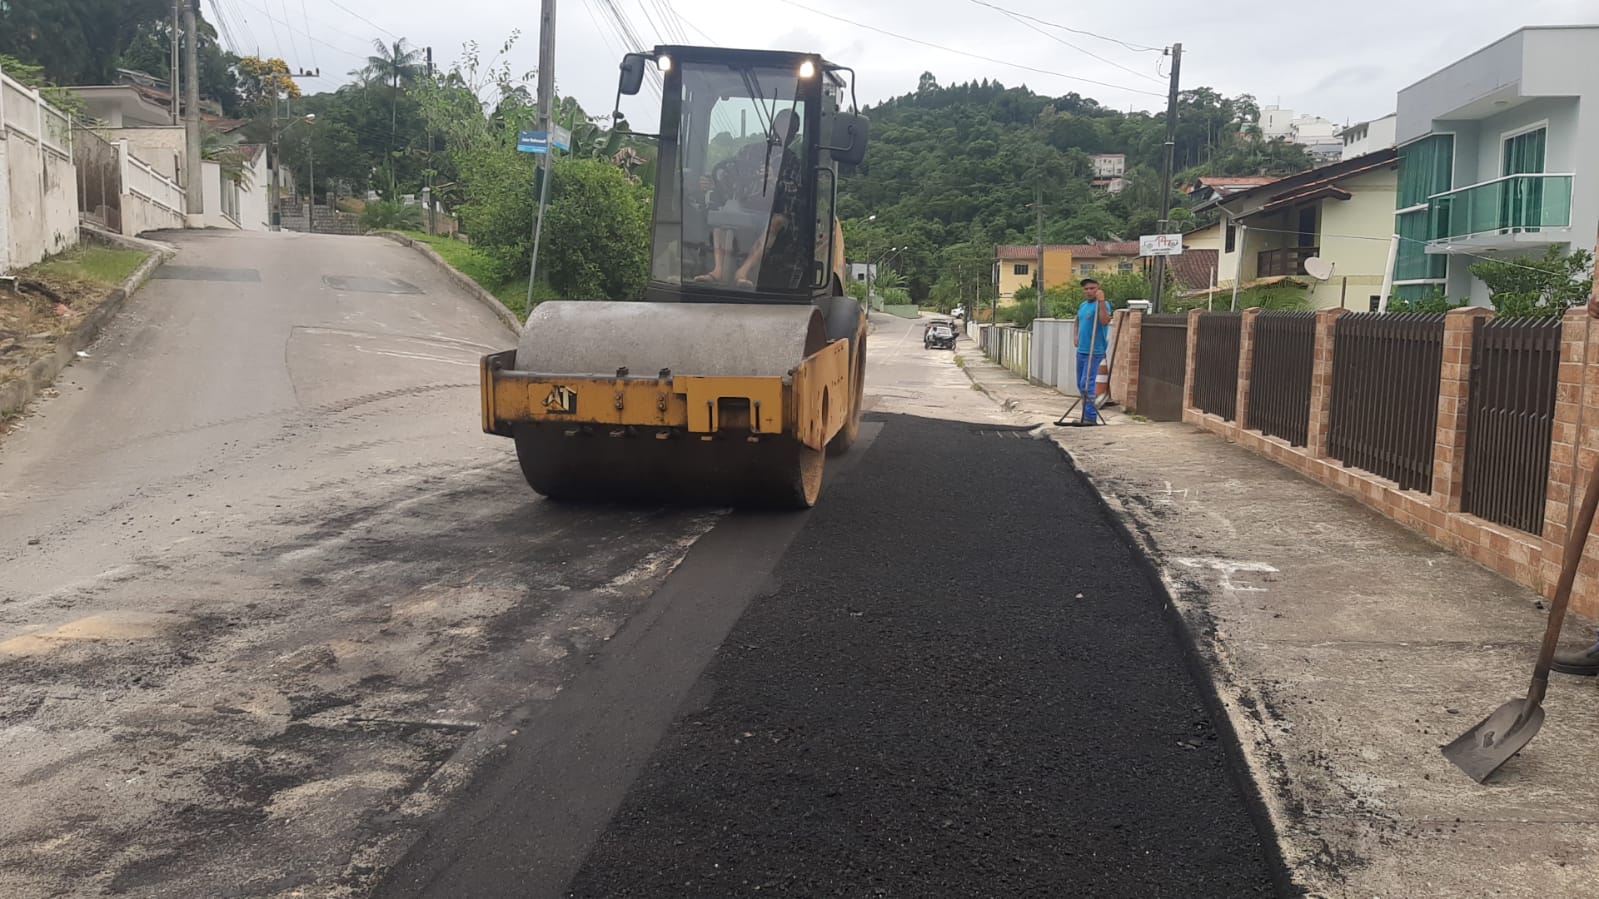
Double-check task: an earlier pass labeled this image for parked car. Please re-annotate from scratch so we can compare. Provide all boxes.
[924,320,958,350]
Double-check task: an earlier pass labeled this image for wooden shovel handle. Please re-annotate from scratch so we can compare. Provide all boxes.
[1531,446,1599,697]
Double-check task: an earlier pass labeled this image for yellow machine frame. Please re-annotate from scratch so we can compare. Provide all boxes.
[481,337,852,452]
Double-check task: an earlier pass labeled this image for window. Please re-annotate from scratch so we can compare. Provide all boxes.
[1502,127,1546,176]
[1118,260,1134,273]
[1224,224,1236,253]
[1013,263,1029,276]
[1078,263,1096,276]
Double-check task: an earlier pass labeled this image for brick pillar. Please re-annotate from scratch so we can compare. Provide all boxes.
[1234,308,1262,433]
[1110,309,1143,411]
[1183,308,1203,413]
[1541,307,1599,594]
[1432,307,1494,511]
[1305,307,1347,458]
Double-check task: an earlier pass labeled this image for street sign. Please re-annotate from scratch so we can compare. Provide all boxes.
[517,126,573,154]
[1139,233,1183,256]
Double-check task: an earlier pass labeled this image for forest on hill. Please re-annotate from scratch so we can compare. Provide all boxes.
[838,72,1319,302]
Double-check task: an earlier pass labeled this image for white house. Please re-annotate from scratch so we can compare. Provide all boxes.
[1091,153,1126,178]
[1392,25,1599,306]
[1192,148,1400,309]
[1340,114,1396,161]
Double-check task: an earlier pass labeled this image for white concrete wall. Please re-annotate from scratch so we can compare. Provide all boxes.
[119,141,184,236]
[199,161,238,229]
[101,125,185,184]
[238,152,270,230]
[1,72,80,272]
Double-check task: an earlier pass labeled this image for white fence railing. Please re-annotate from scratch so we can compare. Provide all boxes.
[122,143,184,214]
[978,317,1118,397]
[1,66,80,271]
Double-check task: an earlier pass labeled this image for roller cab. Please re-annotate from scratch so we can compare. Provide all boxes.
[479,45,870,508]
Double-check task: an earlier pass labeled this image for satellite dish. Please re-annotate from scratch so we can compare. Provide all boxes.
[1302,256,1335,281]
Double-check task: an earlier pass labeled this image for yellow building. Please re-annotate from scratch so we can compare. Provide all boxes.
[1068,241,1144,278]
[993,245,1075,301]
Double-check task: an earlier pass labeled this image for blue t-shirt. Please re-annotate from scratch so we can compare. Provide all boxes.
[1078,300,1108,357]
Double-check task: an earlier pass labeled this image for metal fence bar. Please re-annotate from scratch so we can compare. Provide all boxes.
[1247,312,1316,446]
[1193,312,1241,421]
[1461,317,1560,534]
[1327,313,1446,492]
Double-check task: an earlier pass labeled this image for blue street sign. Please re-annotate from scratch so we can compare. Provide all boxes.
[517,125,572,155]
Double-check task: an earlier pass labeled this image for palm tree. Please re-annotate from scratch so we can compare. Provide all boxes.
[354,38,424,91]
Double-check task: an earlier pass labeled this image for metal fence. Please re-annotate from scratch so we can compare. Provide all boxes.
[1461,317,1561,534]
[1193,312,1241,421]
[1247,312,1316,446]
[1137,314,1189,421]
[73,127,121,231]
[1327,313,1445,493]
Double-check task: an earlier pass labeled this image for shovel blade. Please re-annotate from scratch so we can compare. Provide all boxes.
[1441,699,1545,783]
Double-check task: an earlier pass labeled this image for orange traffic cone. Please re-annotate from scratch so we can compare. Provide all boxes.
[1095,357,1110,406]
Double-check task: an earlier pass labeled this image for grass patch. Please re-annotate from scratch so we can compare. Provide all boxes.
[26,246,148,286]
[397,231,550,319]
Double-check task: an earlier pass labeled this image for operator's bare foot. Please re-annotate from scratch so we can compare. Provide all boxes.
[693,271,724,283]
[735,276,755,290]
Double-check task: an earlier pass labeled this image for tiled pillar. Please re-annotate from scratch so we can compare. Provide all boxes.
[1233,308,1262,434]
[1111,309,1143,411]
[1433,306,1494,511]
[1183,308,1203,413]
[1305,307,1347,458]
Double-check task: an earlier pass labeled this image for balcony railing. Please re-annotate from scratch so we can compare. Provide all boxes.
[1257,246,1319,278]
[1427,173,1573,244]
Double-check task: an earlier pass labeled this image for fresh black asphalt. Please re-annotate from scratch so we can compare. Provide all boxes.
[563,413,1278,897]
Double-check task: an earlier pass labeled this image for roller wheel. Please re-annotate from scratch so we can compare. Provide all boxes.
[514,426,825,509]
[827,321,867,457]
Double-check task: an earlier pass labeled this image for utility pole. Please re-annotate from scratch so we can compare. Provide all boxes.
[527,0,557,311]
[307,141,315,233]
[1034,184,1045,321]
[182,0,203,221]
[169,0,180,124]
[1150,41,1181,313]
[426,46,435,235]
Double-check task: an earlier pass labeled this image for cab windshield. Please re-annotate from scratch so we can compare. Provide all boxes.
[651,62,813,294]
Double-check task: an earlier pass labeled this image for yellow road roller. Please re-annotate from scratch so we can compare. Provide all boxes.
[480,46,870,507]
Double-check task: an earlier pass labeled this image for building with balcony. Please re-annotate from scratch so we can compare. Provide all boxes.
[1392,26,1597,306]
[1192,148,1398,308]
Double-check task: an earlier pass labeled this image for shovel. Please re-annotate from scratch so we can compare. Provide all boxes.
[1442,451,1599,783]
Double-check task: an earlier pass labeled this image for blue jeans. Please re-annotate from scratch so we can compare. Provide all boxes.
[1077,352,1104,421]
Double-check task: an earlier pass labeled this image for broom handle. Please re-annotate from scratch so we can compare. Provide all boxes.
[1529,443,1599,704]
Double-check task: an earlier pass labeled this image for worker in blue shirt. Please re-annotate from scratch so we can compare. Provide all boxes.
[1073,278,1112,425]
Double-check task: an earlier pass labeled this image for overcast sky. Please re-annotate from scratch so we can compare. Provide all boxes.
[237,0,1595,127]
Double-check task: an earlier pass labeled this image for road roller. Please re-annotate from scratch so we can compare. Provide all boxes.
[479,45,871,508]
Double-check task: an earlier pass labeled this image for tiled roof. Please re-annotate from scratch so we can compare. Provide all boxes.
[994,242,1141,260]
[1168,249,1220,291]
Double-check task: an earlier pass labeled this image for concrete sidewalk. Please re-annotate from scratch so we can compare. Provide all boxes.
[955,338,1599,898]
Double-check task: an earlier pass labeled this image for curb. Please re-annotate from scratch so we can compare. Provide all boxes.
[1,241,172,418]
[375,231,523,337]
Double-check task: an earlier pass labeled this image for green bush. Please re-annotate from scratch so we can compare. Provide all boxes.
[1385,288,1468,315]
[362,199,424,232]
[1470,246,1593,319]
[456,153,651,299]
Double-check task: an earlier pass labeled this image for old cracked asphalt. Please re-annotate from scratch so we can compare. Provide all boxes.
[2,232,1280,898]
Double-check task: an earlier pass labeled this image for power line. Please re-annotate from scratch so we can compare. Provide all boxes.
[965,0,1164,53]
[278,0,303,64]
[233,0,367,61]
[980,5,1163,85]
[299,0,318,66]
[325,0,399,39]
[776,0,1166,98]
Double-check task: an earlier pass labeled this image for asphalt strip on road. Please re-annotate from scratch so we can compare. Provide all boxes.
[381,412,1286,898]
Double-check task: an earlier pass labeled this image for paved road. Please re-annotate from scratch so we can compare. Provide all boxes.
[381,314,1281,898]
[0,231,721,897]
